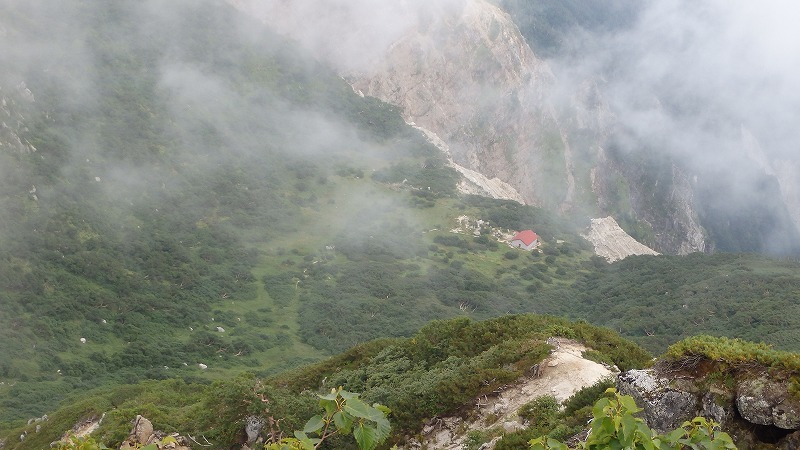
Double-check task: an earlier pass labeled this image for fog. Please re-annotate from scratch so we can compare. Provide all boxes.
[3,0,799,257]
[0,0,432,259]
[230,0,800,252]
[546,0,800,251]
[557,0,800,162]
[234,0,463,73]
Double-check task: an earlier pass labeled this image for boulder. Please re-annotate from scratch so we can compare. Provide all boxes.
[617,369,729,434]
[617,369,699,433]
[245,415,265,443]
[736,378,800,429]
[119,416,192,450]
[132,415,154,444]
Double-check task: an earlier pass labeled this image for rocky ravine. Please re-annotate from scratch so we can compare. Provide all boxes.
[346,0,563,209]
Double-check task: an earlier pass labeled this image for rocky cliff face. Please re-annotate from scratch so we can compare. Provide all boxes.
[774,161,800,233]
[228,0,800,255]
[229,0,570,210]
[347,0,565,209]
[0,82,37,154]
[592,147,708,254]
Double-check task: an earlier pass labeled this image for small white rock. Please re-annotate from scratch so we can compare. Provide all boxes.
[198,363,208,370]
[80,337,87,344]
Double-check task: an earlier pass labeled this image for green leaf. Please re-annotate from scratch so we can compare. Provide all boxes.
[344,397,378,420]
[320,398,338,416]
[293,430,309,441]
[621,412,639,446]
[333,411,353,434]
[353,423,378,450]
[592,416,615,439]
[662,427,686,443]
[593,397,611,418]
[545,437,569,450]
[374,414,391,441]
[619,394,643,413]
[373,403,392,415]
[303,415,325,434]
[529,441,549,450]
[340,389,358,400]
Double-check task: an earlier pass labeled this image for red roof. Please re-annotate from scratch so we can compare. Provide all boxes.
[512,230,538,246]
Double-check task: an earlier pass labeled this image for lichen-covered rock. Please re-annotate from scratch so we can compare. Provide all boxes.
[617,369,699,433]
[736,378,800,429]
[245,415,265,443]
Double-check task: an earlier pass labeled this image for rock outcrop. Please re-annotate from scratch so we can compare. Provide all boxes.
[617,369,728,434]
[346,0,562,209]
[119,415,192,450]
[736,378,800,429]
[618,368,800,449]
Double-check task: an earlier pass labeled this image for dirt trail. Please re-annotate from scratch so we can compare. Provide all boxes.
[402,338,615,450]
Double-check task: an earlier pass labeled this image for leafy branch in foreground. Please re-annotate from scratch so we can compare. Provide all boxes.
[529,389,736,450]
[265,387,391,450]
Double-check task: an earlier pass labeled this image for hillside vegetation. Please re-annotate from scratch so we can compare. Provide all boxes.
[2,0,800,437]
[3,314,652,450]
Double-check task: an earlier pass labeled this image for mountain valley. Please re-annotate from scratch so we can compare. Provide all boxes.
[1,1,800,449]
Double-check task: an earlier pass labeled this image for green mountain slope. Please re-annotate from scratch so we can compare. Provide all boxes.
[0,0,453,422]
[2,314,652,450]
[560,253,800,353]
[2,0,800,435]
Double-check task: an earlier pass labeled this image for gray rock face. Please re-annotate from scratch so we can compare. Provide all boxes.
[619,368,800,449]
[245,415,265,443]
[617,369,700,433]
[736,378,800,430]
